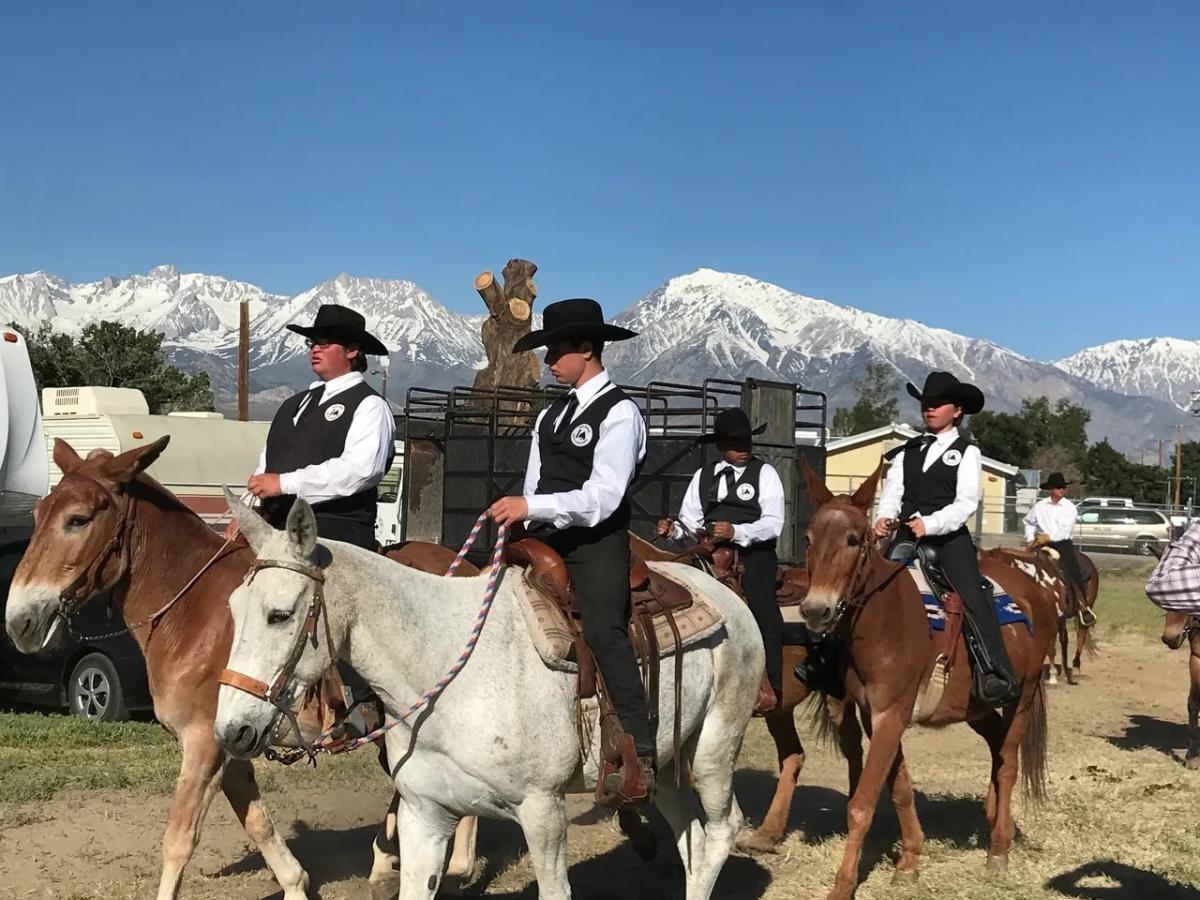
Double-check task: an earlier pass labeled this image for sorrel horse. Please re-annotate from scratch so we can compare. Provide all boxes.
[798,463,1055,899]
[2,437,478,899]
[1161,612,1200,769]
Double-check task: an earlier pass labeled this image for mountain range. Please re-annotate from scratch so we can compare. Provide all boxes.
[0,264,1194,450]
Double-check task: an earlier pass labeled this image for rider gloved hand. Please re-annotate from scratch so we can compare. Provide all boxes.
[873,517,894,538]
[655,518,673,537]
[710,521,735,542]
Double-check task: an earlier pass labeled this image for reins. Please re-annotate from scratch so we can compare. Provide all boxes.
[220,512,510,766]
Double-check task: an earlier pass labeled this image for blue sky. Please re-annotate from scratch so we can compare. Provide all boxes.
[1,2,1196,360]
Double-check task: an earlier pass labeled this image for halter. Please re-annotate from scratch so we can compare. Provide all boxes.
[813,504,906,633]
[218,557,333,763]
[56,474,138,617]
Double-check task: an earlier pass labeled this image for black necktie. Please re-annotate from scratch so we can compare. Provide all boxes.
[552,393,579,443]
[721,466,737,498]
[296,386,324,424]
[918,434,936,455]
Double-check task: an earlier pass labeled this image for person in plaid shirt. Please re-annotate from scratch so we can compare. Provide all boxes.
[1146,520,1200,612]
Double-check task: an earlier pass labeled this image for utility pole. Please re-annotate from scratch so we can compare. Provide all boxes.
[237,300,250,422]
[1174,424,1184,509]
[1158,439,1164,469]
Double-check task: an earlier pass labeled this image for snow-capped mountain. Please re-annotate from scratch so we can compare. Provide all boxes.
[1056,338,1200,414]
[0,264,1191,450]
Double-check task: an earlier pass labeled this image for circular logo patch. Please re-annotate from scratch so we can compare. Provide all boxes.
[941,449,962,467]
[324,403,346,422]
[570,423,594,447]
[736,483,757,501]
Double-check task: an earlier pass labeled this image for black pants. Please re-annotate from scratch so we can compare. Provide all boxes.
[738,542,783,697]
[547,526,654,757]
[924,528,1016,681]
[1049,540,1087,601]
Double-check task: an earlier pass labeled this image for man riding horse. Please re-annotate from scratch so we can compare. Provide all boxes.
[1025,472,1091,622]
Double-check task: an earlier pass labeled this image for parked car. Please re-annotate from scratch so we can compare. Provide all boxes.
[0,538,152,721]
[1078,497,1135,509]
[1075,507,1173,555]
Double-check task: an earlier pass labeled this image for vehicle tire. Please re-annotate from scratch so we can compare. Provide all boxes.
[68,653,129,723]
[1135,538,1158,557]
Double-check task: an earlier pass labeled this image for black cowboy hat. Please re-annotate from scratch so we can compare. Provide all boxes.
[905,371,985,415]
[1041,472,1071,490]
[511,298,637,353]
[701,408,768,444]
[286,304,388,356]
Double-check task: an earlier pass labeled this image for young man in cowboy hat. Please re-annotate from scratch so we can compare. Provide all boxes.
[875,371,1021,706]
[242,304,395,551]
[486,298,655,803]
[655,408,788,713]
[1025,473,1089,617]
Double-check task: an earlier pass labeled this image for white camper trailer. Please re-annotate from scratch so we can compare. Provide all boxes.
[0,330,50,541]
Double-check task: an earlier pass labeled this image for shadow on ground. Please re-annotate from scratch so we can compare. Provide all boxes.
[1106,714,1190,760]
[1046,859,1200,899]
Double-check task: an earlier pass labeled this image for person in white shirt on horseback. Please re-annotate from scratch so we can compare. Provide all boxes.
[1024,472,1089,619]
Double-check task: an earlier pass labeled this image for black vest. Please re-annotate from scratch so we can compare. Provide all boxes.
[261,380,381,529]
[698,458,766,526]
[897,433,974,524]
[535,384,636,537]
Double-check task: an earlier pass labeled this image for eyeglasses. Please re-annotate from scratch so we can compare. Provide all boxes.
[304,338,342,349]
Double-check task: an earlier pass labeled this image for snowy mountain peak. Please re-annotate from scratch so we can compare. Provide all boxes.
[1056,337,1200,412]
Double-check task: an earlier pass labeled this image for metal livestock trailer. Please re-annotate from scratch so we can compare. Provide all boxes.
[397,378,827,566]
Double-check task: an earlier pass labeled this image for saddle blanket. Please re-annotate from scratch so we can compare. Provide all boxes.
[516,570,726,674]
[907,562,1032,634]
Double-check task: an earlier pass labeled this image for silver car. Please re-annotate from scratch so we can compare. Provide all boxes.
[1075,507,1173,555]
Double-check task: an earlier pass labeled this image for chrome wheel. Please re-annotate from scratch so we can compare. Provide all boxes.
[73,665,112,720]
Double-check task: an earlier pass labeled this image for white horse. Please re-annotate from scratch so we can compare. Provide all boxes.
[213,495,763,900]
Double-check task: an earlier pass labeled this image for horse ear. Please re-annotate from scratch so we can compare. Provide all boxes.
[100,435,170,485]
[52,438,84,474]
[223,485,273,555]
[285,499,318,559]
[849,464,883,514]
[801,457,834,509]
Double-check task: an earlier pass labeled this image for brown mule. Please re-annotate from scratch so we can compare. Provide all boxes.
[798,461,1056,899]
[1162,612,1200,769]
[7,437,479,900]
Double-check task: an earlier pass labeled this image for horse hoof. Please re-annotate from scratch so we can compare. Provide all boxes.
[1184,754,1200,771]
[986,855,1009,872]
[736,829,782,855]
[892,868,919,885]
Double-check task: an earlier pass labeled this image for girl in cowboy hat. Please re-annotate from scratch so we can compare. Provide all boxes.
[486,298,655,805]
[1025,473,1090,621]
[874,371,1021,707]
[656,408,788,714]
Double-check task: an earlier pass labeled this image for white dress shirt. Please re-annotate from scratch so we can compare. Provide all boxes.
[670,460,786,548]
[523,370,647,531]
[877,430,982,537]
[255,371,396,505]
[1024,497,1078,542]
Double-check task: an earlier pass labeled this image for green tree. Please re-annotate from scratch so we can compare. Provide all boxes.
[968,410,1034,468]
[831,362,900,436]
[16,320,213,414]
[1082,440,1163,504]
[966,396,1091,468]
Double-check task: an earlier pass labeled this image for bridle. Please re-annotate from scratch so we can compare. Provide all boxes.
[56,474,138,618]
[811,503,906,633]
[218,557,334,762]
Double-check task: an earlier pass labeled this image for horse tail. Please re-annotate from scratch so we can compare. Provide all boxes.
[1080,624,1100,658]
[802,691,844,756]
[1020,679,1049,802]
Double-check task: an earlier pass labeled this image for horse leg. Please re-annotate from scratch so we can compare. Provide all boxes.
[1072,620,1089,674]
[155,733,227,900]
[885,747,924,884]
[369,791,401,886]
[395,796,459,900]
[686,716,743,900]
[970,705,1024,869]
[1186,653,1200,770]
[514,793,571,900]
[737,707,804,853]
[221,759,310,900]
[968,711,1005,834]
[655,772,708,896]
[1060,618,1076,685]
[827,707,906,900]
[836,698,865,796]
[443,817,481,891]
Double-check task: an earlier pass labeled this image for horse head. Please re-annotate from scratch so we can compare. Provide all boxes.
[214,490,329,760]
[5,436,169,654]
[797,459,881,633]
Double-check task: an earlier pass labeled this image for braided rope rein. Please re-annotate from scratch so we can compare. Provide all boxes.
[309,512,508,757]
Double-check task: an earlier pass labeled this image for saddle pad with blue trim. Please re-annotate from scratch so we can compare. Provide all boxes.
[908,562,1032,634]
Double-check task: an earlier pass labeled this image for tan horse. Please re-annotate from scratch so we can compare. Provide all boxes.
[798,463,1055,899]
[1161,612,1200,769]
[2,437,478,900]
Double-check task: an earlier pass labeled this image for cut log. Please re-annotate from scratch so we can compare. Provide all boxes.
[471,258,541,393]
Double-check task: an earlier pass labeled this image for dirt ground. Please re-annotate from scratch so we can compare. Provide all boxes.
[2,629,1200,900]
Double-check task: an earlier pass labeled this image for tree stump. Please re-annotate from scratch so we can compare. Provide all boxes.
[472,258,541,393]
